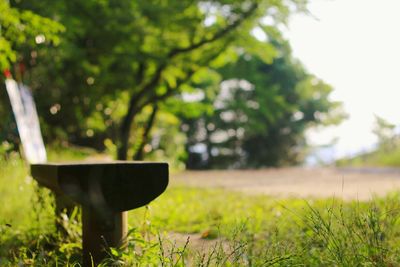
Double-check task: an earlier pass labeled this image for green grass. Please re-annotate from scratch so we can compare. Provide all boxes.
[131,187,400,266]
[2,152,400,266]
[336,147,400,168]
[46,143,105,162]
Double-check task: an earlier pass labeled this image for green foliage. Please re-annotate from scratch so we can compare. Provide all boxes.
[4,0,310,161]
[373,115,397,150]
[1,0,341,167]
[0,0,63,71]
[1,1,341,168]
[182,40,345,168]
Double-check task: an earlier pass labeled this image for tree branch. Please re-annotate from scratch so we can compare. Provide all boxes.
[135,61,146,85]
[168,2,258,58]
[117,63,166,159]
[136,69,196,112]
[127,2,257,115]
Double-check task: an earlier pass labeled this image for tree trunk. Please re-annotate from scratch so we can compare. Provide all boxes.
[117,100,138,160]
[134,104,158,160]
[117,132,129,160]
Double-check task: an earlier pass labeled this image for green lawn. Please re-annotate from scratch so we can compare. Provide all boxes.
[1,153,400,266]
[336,147,400,168]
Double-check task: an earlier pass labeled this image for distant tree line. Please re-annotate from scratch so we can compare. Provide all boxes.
[0,0,345,168]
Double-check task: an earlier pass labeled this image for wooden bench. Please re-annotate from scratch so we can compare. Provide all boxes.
[31,161,168,266]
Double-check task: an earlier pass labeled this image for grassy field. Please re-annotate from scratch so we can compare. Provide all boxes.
[336,147,400,168]
[1,151,400,266]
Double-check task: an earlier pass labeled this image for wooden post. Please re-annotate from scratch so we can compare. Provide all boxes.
[82,207,127,266]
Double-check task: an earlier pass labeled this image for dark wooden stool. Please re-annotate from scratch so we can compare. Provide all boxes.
[31,162,168,266]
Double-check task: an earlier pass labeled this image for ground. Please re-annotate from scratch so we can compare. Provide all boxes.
[163,167,400,255]
[3,161,400,265]
[171,167,400,200]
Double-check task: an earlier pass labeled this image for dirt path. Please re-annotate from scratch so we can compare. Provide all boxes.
[171,167,400,200]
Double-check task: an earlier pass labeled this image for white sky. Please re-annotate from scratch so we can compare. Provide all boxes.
[285,0,400,159]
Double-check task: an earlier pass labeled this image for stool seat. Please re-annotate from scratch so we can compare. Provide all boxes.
[30,161,169,212]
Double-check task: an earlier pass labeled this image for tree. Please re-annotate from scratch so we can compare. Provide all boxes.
[372,115,396,152]
[9,0,308,160]
[181,40,345,168]
[0,0,63,71]
[0,0,63,151]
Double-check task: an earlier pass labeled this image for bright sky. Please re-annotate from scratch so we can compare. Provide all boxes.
[285,0,400,159]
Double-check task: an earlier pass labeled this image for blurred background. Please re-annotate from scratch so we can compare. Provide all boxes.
[3,1,400,265]
[1,0,399,170]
